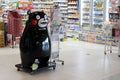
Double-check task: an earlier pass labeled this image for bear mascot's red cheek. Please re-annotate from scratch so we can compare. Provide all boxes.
[31,20,37,25]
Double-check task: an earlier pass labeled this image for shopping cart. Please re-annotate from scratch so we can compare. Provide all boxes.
[104,22,120,56]
[50,26,64,65]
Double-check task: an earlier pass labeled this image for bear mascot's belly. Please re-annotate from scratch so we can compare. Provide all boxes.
[19,10,51,70]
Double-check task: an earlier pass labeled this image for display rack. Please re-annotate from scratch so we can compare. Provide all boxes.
[39,1,53,17]
[92,0,104,31]
[0,22,5,47]
[54,0,67,26]
[53,0,68,40]
[0,0,6,21]
[66,0,79,37]
[32,0,53,17]
[81,0,105,31]
[79,0,118,44]
[0,7,4,21]
[81,0,91,31]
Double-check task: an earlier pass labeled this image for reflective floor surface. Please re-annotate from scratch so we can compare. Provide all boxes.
[0,39,120,80]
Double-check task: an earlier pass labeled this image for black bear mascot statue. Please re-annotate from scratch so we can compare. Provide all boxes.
[19,10,51,71]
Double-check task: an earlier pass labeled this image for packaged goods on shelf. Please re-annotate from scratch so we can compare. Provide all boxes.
[0,30,5,47]
[79,33,83,40]
[95,31,105,44]
[81,0,91,30]
[53,0,68,33]
[18,1,34,10]
[108,0,119,23]
[67,0,79,32]
[109,13,119,22]
[0,30,4,35]
[0,43,5,47]
[87,32,96,43]
[0,22,4,30]
[92,0,104,30]
[39,3,53,17]
[80,32,88,42]
[95,35,103,44]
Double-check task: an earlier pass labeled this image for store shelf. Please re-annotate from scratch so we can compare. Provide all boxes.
[68,17,79,19]
[53,0,68,39]
[33,1,40,4]
[68,10,78,13]
[40,2,53,4]
[1,3,6,6]
[53,0,67,3]
[61,16,68,18]
[59,5,67,7]
[92,0,104,31]
[81,0,91,31]
[60,8,68,10]
[67,23,79,25]
[61,11,67,13]
[68,7,77,9]
[67,0,79,32]
[68,2,77,5]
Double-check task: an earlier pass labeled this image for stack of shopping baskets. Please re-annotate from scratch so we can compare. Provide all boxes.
[7,10,22,47]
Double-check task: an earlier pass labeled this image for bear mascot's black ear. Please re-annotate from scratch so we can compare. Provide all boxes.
[27,10,31,15]
[42,10,44,13]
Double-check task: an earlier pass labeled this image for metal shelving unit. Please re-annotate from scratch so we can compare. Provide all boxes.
[66,0,79,38]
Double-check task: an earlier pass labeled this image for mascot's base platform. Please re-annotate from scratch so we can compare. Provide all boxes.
[15,62,56,74]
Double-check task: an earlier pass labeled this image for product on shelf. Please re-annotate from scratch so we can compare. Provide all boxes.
[0,22,4,30]
[88,32,96,43]
[33,0,53,12]
[108,0,119,23]
[0,22,5,47]
[92,0,104,31]
[18,1,34,10]
[0,5,4,22]
[81,0,91,30]
[67,0,79,33]
[53,0,68,39]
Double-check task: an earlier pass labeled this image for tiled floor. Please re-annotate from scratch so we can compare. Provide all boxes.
[0,40,120,80]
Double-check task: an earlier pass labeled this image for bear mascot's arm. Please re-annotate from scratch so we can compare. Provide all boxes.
[20,20,32,53]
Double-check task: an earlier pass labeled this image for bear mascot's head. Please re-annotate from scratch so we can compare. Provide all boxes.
[19,10,51,70]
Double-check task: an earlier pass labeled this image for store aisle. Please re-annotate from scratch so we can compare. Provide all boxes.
[0,40,120,80]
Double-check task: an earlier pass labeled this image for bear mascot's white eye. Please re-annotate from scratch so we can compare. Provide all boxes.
[36,15,40,20]
[44,15,48,20]
[38,18,48,27]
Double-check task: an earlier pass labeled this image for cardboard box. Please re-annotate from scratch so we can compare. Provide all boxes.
[0,22,4,30]
[0,44,5,48]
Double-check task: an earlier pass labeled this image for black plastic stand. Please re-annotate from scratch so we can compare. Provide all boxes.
[15,62,56,74]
